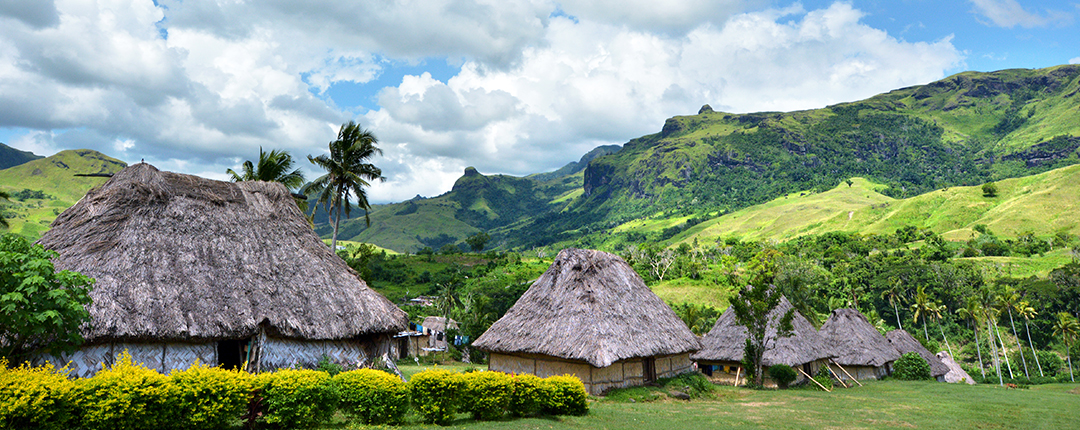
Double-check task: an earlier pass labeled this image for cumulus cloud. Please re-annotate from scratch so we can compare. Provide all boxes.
[1,0,963,203]
[969,0,1073,28]
[1071,57,1080,65]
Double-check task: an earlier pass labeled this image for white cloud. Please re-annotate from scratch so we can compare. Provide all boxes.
[969,0,1073,28]
[1071,57,1080,64]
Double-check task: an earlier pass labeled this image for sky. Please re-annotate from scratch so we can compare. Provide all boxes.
[1,0,1077,203]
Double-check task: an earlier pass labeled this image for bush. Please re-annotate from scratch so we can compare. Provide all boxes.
[169,362,252,430]
[508,374,549,417]
[334,369,409,425]
[252,368,337,429]
[541,375,589,416]
[460,371,513,420]
[0,359,77,430]
[315,354,344,377]
[1009,349,1063,377]
[893,352,932,381]
[768,364,797,388]
[73,351,178,430]
[409,369,464,425]
[812,366,833,391]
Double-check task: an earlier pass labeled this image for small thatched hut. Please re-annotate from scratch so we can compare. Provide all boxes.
[691,296,830,385]
[936,351,975,384]
[819,308,900,381]
[473,248,701,395]
[34,163,407,377]
[885,329,949,381]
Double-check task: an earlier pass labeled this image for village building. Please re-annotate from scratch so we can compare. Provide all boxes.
[885,329,950,381]
[819,308,901,381]
[34,163,407,377]
[691,295,831,386]
[473,248,701,395]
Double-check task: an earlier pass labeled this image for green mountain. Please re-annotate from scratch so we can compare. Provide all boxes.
[0,142,43,170]
[0,149,127,239]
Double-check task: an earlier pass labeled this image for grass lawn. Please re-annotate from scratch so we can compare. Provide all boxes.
[328,380,1078,430]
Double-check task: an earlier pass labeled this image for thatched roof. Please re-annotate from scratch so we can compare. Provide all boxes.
[936,351,975,384]
[690,296,831,367]
[37,163,407,343]
[886,329,949,378]
[473,248,700,368]
[819,308,900,367]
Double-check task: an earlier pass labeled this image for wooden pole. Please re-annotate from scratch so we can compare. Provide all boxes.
[826,363,849,388]
[798,367,830,392]
[734,366,742,387]
[832,360,863,387]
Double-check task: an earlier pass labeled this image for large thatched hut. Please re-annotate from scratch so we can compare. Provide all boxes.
[34,163,407,377]
[473,248,701,395]
[691,296,830,385]
[819,308,900,380]
[885,329,949,381]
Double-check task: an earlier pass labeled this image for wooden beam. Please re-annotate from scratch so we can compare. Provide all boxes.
[826,364,849,388]
[798,367,830,392]
[734,366,741,387]
[832,360,863,387]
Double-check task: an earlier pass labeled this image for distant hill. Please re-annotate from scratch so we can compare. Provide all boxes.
[0,142,43,170]
[527,144,621,182]
[0,149,127,239]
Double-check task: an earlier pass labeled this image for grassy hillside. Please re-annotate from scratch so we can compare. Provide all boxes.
[0,142,43,170]
[0,150,127,239]
[673,163,1080,246]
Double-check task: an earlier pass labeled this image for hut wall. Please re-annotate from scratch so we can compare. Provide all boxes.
[33,342,216,378]
[258,335,396,370]
[488,352,693,395]
[828,363,891,381]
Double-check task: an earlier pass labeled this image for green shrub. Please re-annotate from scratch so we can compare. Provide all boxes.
[0,359,77,430]
[768,364,797,388]
[409,369,464,425]
[334,369,409,425]
[73,351,178,430]
[893,352,932,381]
[252,368,337,429]
[1009,349,1063,377]
[315,354,344,377]
[812,366,833,391]
[508,374,549,417]
[541,375,589,416]
[460,371,513,420]
[168,362,252,430]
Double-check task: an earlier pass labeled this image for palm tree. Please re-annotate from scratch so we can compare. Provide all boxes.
[929,301,953,356]
[228,147,308,215]
[977,287,1004,385]
[957,297,986,378]
[1017,301,1044,377]
[880,278,906,330]
[998,288,1029,379]
[910,285,933,341]
[0,190,9,228]
[304,121,385,251]
[1052,312,1079,382]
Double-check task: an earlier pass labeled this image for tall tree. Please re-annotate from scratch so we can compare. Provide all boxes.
[998,288,1029,379]
[880,278,906,331]
[957,297,986,378]
[1017,301,1044,377]
[731,249,794,387]
[1052,312,1078,382]
[227,147,308,215]
[910,285,933,341]
[977,287,1004,385]
[304,121,385,251]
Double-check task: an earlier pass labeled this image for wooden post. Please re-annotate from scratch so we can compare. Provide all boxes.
[734,366,742,387]
[832,360,863,387]
[826,363,849,388]
[798,367,830,392]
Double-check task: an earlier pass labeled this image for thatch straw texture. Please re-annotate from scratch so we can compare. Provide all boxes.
[473,248,700,368]
[819,308,900,367]
[37,163,407,343]
[886,329,949,378]
[691,296,830,367]
[936,351,976,384]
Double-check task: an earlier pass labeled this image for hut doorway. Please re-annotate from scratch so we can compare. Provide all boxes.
[643,357,657,383]
[218,339,245,369]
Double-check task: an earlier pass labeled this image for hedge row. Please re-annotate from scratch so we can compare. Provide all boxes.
[0,352,589,429]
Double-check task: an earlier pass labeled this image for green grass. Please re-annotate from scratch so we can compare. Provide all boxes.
[650,278,732,309]
[333,380,1080,429]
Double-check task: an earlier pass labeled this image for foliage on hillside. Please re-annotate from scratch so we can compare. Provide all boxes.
[0,143,42,170]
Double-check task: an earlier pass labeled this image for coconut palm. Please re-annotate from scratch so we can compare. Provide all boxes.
[998,288,1029,379]
[910,285,933,341]
[957,297,986,378]
[977,287,1004,385]
[228,147,308,215]
[1017,301,1044,377]
[1052,312,1079,382]
[880,278,906,330]
[304,121,385,251]
[929,301,953,356]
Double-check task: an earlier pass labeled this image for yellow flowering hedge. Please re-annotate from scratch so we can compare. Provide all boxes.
[408,369,464,425]
[460,370,513,420]
[169,362,253,430]
[252,368,337,429]
[333,368,409,425]
[0,359,77,430]
[72,351,178,430]
[541,375,589,416]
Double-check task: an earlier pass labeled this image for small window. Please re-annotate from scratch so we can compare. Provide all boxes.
[217,339,245,370]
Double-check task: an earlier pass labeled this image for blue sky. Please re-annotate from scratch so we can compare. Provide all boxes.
[1,0,1077,203]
